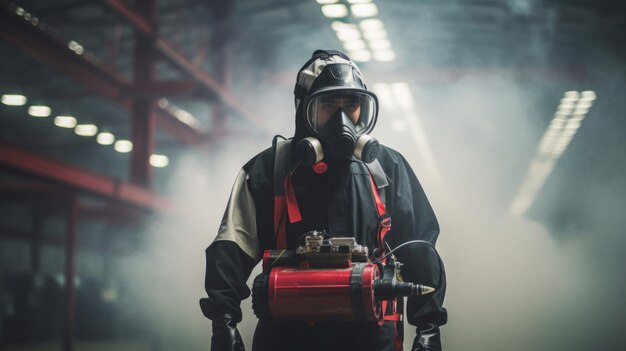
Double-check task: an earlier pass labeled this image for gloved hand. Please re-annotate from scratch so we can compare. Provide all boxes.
[211,314,245,351]
[412,324,442,351]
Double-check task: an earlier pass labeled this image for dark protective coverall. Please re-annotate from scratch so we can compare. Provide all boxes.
[203,139,447,351]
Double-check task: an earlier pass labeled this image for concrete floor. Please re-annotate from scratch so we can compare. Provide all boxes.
[0,341,151,351]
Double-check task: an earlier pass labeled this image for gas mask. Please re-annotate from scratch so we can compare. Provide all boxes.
[296,90,380,166]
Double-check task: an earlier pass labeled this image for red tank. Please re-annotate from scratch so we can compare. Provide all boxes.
[266,263,381,321]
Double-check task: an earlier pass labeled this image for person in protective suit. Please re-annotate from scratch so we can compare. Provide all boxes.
[201,49,447,351]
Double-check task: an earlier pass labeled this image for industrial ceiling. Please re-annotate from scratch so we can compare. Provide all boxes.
[0,0,625,349]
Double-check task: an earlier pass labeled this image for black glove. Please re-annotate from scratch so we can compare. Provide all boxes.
[412,324,442,351]
[211,314,245,351]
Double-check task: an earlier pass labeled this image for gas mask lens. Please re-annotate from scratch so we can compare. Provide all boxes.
[306,91,377,135]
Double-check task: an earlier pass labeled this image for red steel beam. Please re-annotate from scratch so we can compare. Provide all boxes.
[103,0,267,132]
[104,0,153,34]
[0,2,207,145]
[0,142,168,211]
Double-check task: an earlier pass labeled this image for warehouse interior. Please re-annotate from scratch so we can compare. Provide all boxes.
[1,0,625,350]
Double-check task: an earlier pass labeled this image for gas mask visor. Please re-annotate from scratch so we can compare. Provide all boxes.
[305,90,378,137]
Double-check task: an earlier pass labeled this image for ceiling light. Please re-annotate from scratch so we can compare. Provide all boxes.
[174,109,195,125]
[28,105,51,117]
[343,39,367,51]
[363,28,387,40]
[373,50,396,62]
[1,94,27,106]
[563,91,579,100]
[75,124,98,136]
[509,90,594,216]
[68,40,84,55]
[336,27,361,41]
[351,3,378,17]
[573,107,589,115]
[557,100,575,113]
[576,100,593,109]
[565,119,581,130]
[348,50,372,62]
[165,103,202,130]
[559,99,576,107]
[560,97,578,104]
[368,38,392,50]
[150,154,169,168]
[316,0,338,4]
[158,98,169,108]
[114,140,133,153]
[331,21,355,31]
[549,118,565,129]
[580,90,596,101]
[359,18,383,31]
[54,115,77,128]
[321,4,348,18]
[554,111,568,119]
[96,132,115,145]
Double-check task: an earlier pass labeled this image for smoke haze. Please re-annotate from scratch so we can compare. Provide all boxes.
[113,3,626,351]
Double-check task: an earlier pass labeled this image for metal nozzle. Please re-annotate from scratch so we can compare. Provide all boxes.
[416,284,435,295]
[374,281,436,300]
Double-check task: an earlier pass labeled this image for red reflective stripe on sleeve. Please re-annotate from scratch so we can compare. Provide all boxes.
[284,173,302,224]
[274,195,287,249]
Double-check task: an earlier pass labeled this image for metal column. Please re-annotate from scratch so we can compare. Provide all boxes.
[130,0,157,187]
[30,207,44,272]
[211,34,230,135]
[210,0,233,138]
[63,195,78,351]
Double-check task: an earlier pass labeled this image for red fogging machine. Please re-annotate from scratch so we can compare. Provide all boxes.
[252,231,434,322]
